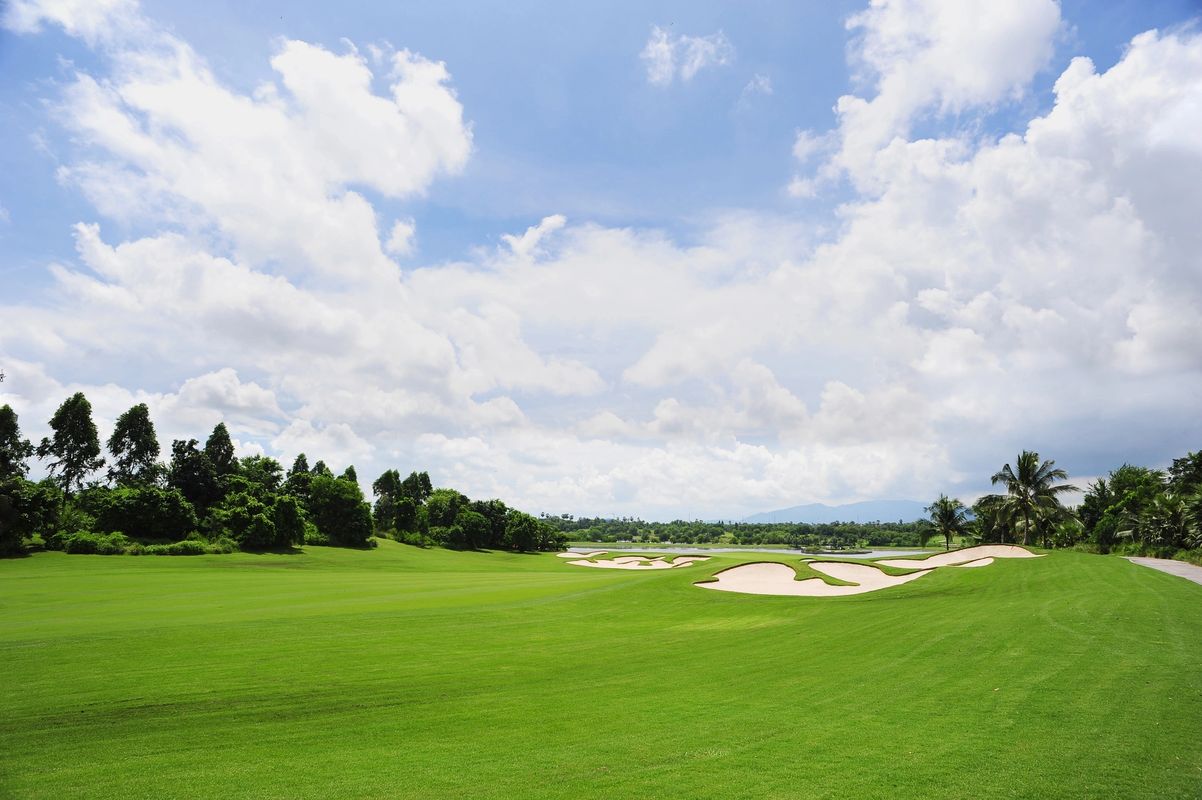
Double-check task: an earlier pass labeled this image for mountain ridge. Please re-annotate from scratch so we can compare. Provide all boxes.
[741,499,928,524]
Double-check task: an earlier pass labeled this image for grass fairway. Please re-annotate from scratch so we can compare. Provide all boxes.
[2,543,1201,799]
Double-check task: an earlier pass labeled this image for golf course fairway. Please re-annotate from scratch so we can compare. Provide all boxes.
[2,541,1201,799]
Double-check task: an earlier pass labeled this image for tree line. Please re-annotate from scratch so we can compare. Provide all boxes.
[546,448,1202,566]
[928,448,1202,562]
[0,393,565,556]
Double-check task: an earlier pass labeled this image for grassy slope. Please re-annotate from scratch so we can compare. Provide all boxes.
[1,544,1200,799]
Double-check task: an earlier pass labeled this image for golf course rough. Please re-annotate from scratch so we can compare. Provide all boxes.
[2,541,1201,799]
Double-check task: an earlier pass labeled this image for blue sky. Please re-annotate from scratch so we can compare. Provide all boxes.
[2,0,1201,519]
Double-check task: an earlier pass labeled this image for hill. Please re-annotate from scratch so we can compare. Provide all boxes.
[741,499,928,524]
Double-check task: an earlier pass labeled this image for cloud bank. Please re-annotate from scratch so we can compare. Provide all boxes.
[3,0,1201,519]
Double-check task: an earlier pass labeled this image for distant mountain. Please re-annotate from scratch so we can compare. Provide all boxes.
[741,500,928,524]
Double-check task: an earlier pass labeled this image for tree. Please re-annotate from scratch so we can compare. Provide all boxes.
[167,439,220,511]
[1168,451,1202,495]
[990,451,1078,546]
[308,473,373,546]
[204,423,237,476]
[311,460,333,478]
[284,454,312,506]
[400,470,433,504]
[92,486,197,542]
[0,405,34,480]
[36,393,105,497]
[371,469,402,531]
[238,455,283,494]
[107,403,161,486]
[926,494,968,550]
[340,465,358,484]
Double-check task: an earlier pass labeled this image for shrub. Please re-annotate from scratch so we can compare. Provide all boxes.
[144,539,207,556]
[205,537,238,554]
[303,523,329,546]
[91,486,198,542]
[64,530,130,555]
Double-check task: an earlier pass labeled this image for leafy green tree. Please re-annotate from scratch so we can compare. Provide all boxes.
[312,460,333,478]
[0,404,34,479]
[990,451,1078,546]
[371,469,402,531]
[308,473,373,546]
[926,494,968,550]
[91,486,197,542]
[212,491,276,549]
[1123,493,1195,550]
[204,423,237,476]
[238,455,284,494]
[471,499,510,549]
[426,488,467,529]
[284,454,312,506]
[1168,451,1202,495]
[271,495,306,548]
[107,403,161,486]
[167,439,220,512]
[0,478,61,555]
[400,471,433,504]
[340,465,358,483]
[36,393,105,497]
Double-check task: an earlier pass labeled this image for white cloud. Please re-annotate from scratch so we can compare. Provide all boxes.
[794,0,1061,192]
[740,73,773,101]
[4,2,1202,520]
[385,218,417,257]
[641,26,735,87]
[2,0,142,45]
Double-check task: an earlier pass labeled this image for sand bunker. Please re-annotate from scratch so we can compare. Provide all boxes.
[875,545,1041,569]
[697,545,1041,597]
[951,557,994,568]
[556,551,606,558]
[698,561,932,597]
[567,555,711,570]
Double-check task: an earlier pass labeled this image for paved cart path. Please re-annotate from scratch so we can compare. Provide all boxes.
[1126,557,1202,586]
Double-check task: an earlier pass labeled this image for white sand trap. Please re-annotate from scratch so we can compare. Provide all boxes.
[951,557,994,568]
[568,558,674,570]
[567,555,711,570]
[698,561,932,597]
[876,545,1042,569]
[557,551,606,558]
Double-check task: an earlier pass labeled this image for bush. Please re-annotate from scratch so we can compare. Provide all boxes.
[144,539,207,556]
[303,523,329,546]
[90,486,198,542]
[205,536,238,554]
[64,530,130,555]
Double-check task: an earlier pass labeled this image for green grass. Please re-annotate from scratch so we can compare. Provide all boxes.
[2,543,1201,799]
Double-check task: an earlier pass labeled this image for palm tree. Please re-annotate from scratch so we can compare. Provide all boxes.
[927,494,969,550]
[990,451,1078,546]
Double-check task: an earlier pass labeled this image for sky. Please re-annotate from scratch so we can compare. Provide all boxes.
[1,0,1200,521]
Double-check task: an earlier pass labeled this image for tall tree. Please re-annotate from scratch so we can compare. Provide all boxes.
[36,393,105,497]
[204,423,237,476]
[340,465,358,484]
[926,494,968,550]
[1168,451,1202,495]
[990,451,1078,546]
[167,439,220,511]
[0,404,34,479]
[284,453,312,506]
[107,403,161,485]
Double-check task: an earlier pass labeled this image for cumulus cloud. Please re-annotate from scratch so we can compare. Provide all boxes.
[3,1,1202,519]
[641,25,735,87]
[794,0,1061,191]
